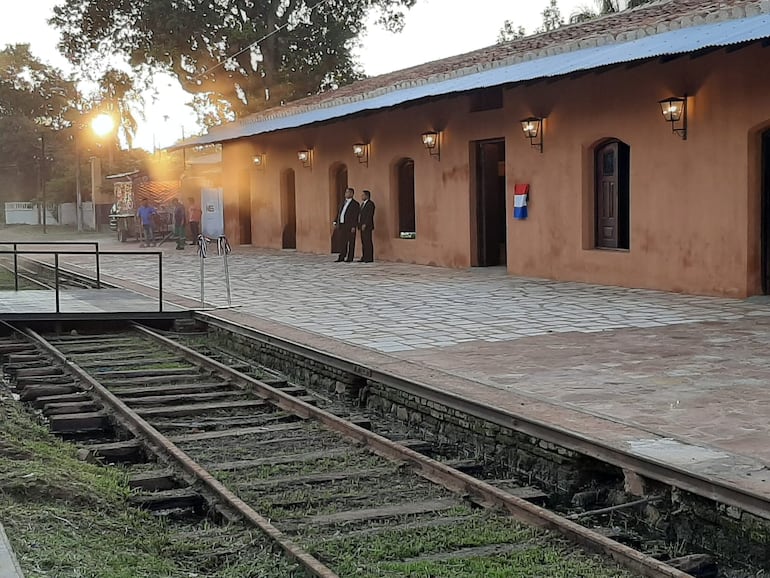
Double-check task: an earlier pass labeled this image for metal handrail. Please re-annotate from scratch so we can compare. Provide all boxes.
[0,247,163,313]
[1,241,101,290]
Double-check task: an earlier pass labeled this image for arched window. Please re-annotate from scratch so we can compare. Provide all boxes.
[595,139,630,250]
[396,158,416,238]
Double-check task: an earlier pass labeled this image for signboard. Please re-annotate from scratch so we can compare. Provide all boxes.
[201,187,224,238]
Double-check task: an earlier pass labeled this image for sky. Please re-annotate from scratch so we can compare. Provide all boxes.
[0,0,588,151]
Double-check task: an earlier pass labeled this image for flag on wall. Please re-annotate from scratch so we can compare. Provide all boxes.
[514,184,529,220]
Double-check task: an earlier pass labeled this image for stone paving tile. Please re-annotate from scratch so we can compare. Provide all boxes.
[56,244,760,354]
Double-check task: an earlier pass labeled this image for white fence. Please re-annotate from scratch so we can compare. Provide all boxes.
[3,202,93,228]
[58,202,94,228]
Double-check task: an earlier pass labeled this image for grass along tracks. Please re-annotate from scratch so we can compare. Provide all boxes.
[1,323,691,577]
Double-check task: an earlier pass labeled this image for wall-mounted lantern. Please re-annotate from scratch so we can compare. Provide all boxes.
[352,143,369,166]
[252,153,265,169]
[421,131,441,160]
[520,117,544,153]
[297,149,313,168]
[659,95,688,140]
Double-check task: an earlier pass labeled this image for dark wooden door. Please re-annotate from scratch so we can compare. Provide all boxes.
[762,131,770,293]
[282,169,296,249]
[476,140,506,266]
[330,165,348,253]
[238,169,252,245]
[397,159,416,234]
[596,142,619,249]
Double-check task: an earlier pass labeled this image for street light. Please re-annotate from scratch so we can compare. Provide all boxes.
[75,112,116,231]
[91,113,115,138]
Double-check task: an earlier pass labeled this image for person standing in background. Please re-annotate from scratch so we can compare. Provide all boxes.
[136,198,157,248]
[334,187,360,262]
[173,198,187,250]
[188,196,202,244]
[358,189,376,263]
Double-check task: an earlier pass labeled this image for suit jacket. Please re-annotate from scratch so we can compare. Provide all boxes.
[338,198,360,229]
[359,199,375,230]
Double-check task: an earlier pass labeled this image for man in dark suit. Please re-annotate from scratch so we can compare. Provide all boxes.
[357,189,376,262]
[335,187,360,262]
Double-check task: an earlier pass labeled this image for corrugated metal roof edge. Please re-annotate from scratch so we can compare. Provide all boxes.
[177,8,770,149]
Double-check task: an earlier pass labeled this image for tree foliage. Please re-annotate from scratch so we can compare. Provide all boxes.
[51,0,417,123]
[569,0,656,24]
[497,21,527,44]
[0,45,76,201]
[537,0,564,33]
[0,44,148,205]
[497,0,659,42]
[95,69,142,149]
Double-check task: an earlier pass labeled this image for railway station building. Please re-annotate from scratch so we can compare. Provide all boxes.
[184,0,770,298]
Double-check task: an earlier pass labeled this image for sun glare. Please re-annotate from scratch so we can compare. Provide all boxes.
[91,113,115,137]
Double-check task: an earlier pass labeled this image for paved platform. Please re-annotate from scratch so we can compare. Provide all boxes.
[2,228,770,513]
[0,288,187,321]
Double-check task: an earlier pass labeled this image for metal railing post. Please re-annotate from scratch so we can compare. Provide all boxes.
[13,243,18,291]
[54,253,60,313]
[95,242,101,288]
[158,252,163,312]
[218,235,232,306]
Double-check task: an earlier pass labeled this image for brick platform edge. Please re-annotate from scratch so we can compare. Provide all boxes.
[0,523,24,578]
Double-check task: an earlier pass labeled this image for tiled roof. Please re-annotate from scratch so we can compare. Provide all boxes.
[133,181,180,207]
[182,0,769,146]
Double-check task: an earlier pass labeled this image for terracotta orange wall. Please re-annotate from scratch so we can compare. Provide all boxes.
[241,104,491,267]
[504,45,770,298]
[220,44,770,297]
[221,142,248,245]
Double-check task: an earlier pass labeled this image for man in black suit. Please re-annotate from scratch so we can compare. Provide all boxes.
[335,187,360,262]
[358,189,376,262]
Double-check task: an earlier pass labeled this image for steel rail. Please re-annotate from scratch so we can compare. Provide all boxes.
[198,311,770,522]
[17,325,339,578]
[134,323,691,578]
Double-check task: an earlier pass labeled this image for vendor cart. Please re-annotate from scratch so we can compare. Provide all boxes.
[114,211,172,244]
[114,213,138,242]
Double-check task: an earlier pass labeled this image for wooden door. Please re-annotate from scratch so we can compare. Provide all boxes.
[476,139,506,266]
[282,169,296,249]
[596,142,619,249]
[238,169,252,245]
[762,130,770,293]
[330,165,348,253]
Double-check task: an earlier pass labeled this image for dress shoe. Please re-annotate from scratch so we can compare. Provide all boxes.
[335,258,344,262]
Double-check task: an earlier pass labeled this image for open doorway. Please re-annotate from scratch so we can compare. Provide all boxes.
[330,163,348,253]
[281,169,297,249]
[474,139,506,266]
[761,130,770,293]
[238,168,252,245]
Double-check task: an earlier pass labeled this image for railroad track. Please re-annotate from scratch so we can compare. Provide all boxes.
[0,260,95,290]
[0,323,697,577]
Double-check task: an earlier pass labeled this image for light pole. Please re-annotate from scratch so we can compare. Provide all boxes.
[74,112,115,232]
[35,134,53,235]
[75,132,82,232]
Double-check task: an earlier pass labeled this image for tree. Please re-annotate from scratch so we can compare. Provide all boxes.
[537,0,564,33]
[569,0,656,24]
[51,0,417,123]
[95,69,142,150]
[0,45,76,202]
[497,21,527,44]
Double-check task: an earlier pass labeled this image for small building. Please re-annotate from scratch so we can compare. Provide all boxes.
[184,0,770,298]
